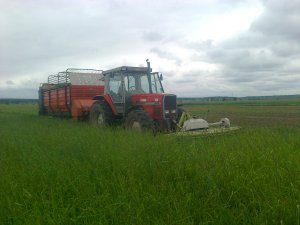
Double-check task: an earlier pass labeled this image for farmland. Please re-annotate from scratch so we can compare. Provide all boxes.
[0,100,300,225]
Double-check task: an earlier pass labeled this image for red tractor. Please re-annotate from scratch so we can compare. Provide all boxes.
[39,60,178,132]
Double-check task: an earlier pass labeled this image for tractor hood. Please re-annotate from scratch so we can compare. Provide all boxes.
[130,93,175,105]
[130,93,177,120]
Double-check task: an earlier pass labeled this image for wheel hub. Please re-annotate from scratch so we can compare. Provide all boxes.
[132,121,141,130]
[97,113,104,125]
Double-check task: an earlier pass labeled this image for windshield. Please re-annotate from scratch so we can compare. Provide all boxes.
[151,72,164,93]
[123,72,164,94]
[108,72,123,102]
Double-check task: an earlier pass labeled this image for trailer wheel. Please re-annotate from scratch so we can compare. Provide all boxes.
[89,101,113,126]
[125,110,154,131]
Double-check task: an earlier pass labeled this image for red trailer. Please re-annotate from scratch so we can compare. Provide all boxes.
[38,69,104,120]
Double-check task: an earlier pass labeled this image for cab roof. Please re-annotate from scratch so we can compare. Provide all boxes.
[102,66,149,75]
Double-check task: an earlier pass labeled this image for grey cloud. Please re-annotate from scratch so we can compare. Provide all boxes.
[172,71,205,84]
[1,0,299,98]
[0,0,156,79]
[1,78,41,98]
[173,31,300,96]
[1,0,195,80]
[261,0,300,14]
[142,31,164,42]
[185,40,214,52]
[190,53,206,62]
[246,76,300,92]
[249,0,300,42]
[6,80,15,85]
[185,0,300,92]
[0,87,37,99]
[150,48,182,66]
[250,11,300,42]
[213,49,285,72]
[218,29,300,59]
[270,42,300,57]
[224,72,262,83]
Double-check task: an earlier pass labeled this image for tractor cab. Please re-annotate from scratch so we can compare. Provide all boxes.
[102,65,165,115]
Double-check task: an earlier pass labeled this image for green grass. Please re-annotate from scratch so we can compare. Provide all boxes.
[0,102,299,225]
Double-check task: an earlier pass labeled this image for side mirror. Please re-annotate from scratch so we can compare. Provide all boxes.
[159,73,163,81]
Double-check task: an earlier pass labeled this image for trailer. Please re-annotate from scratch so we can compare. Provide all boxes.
[38,68,104,120]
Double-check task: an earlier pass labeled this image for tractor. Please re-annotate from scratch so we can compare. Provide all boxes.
[89,60,177,131]
[39,60,178,132]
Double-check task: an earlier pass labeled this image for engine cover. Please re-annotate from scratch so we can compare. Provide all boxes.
[182,118,209,131]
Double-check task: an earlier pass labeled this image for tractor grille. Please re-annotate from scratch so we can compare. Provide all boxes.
[163,95,177,118]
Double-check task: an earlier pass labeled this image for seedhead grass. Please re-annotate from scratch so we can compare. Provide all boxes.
[0,101,299,224]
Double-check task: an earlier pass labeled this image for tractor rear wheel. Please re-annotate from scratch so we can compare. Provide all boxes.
[89,101,113,127]
[125,110,154,131]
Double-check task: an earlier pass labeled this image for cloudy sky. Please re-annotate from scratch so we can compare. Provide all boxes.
[0,0,299,98]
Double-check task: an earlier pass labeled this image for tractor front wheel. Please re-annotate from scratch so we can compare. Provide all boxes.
[89,101,113,127]
[125,110,154,131]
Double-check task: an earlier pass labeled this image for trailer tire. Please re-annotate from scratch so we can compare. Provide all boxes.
[89,101,113,127]
[125,110,154,131]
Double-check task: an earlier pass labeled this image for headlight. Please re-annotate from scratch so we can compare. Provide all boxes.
[171,109,176,114]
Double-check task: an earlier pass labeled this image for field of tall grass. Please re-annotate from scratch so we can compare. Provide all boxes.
[0,101,299,225]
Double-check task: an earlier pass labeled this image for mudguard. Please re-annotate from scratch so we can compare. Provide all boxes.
[71,99,98,119]
[92,94,118,115]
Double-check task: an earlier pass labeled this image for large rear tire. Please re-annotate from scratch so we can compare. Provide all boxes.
[125,110,154,131]
[89,101,113,127]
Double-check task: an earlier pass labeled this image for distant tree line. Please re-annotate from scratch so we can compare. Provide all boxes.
[0,99,38,104]
[178,95,300,103]
[1,94,299,105]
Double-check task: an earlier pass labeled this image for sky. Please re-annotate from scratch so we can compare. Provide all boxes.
[0,0,299,98]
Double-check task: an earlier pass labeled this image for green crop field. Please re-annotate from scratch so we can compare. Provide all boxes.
[0,100,300,225]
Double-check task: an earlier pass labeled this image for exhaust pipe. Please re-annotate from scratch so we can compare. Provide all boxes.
[146,59,153,93]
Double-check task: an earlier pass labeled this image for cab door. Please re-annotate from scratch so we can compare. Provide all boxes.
[106,72,125,114]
